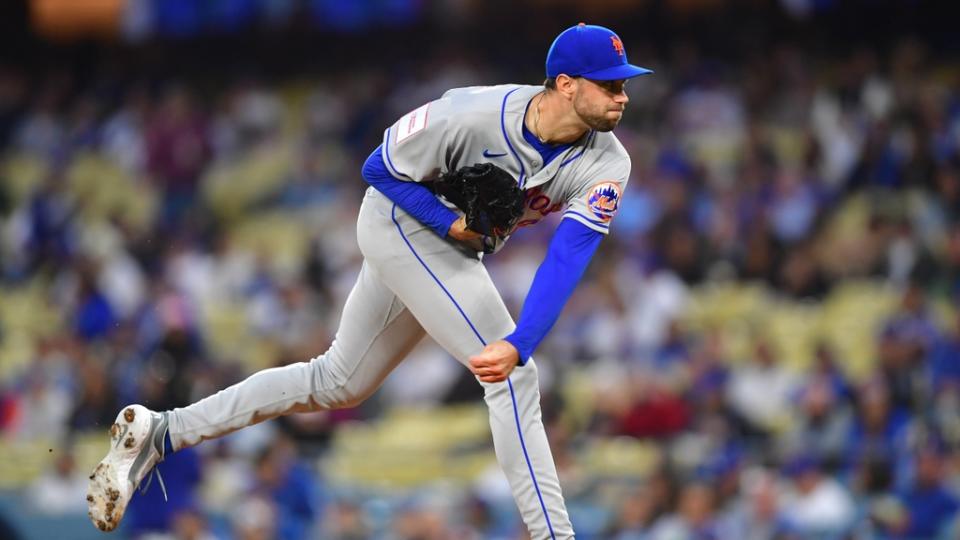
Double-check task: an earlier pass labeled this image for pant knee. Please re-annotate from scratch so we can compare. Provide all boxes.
[329,383,371,409]
[309,355,372,410]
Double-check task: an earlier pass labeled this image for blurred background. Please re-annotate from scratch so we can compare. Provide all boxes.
[0,0,959,538]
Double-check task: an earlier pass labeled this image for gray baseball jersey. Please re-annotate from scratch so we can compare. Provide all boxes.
[382,84,631,250]
[164,84,631,540]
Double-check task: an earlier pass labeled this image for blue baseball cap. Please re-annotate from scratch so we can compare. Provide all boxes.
[546,24,653,81]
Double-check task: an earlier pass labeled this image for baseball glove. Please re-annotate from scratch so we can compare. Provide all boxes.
[431,163,526,243]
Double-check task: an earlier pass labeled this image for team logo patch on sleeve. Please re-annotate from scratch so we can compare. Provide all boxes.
[586,182,622,222]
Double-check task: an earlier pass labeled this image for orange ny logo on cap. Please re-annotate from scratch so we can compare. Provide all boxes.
[610,35,625,56]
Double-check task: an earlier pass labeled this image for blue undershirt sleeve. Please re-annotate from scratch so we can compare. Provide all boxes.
[361,145,459,238]
[504,219,604,365]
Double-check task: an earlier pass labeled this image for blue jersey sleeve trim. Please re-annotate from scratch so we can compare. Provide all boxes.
[558,131,595,169]
[381,127,414,181]
[504,219,603,365]
[521,117,572,168]
[562,210,610,230]
[363,145,458,238]
[500,88,527,188]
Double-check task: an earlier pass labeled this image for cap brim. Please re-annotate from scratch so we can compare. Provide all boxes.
[581,63,653,81]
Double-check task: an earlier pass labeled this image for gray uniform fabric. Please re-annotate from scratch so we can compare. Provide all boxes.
[166,84,633,540]
[382,85,631,243]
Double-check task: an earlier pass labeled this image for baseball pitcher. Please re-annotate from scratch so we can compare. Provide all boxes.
[87,23,652,539]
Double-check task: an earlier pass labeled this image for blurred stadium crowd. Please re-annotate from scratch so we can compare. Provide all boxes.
[1,1,960,539]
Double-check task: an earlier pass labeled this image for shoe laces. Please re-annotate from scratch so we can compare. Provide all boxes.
[137,412,169,501]
[138,465,168,502]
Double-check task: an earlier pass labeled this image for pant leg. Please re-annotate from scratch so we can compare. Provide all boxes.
[167,260,425,449]
[357,189,574,540]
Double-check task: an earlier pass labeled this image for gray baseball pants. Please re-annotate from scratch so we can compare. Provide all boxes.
[166,187,573,539]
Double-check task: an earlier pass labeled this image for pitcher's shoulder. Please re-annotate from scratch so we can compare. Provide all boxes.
[441,84,538,116]
[589,131,631,164]
[441,83,528,101]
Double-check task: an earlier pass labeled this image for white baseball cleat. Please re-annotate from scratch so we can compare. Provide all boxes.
[86,404,168,532]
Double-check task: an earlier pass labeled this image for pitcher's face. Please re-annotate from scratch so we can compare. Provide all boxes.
[573,78,629,132]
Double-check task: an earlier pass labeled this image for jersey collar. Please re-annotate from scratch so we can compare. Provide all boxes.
[501,85,594,190]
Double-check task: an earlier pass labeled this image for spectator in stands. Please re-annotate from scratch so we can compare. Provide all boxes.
[26,451,87,515]
[929,309,960,393]
[780,454,856,536]
[321,498,369,540]
[230,495,277,540]
[878,283,940,411]
[935,221,960,299]
[726,338,800,440]
[67,353,119,431]
[895,442,959,538]
[844,378,911,473]
[250,436,320,540]
[649,480,721,540]
[779,373,852,470]
[609,486,660,539]
[717,468,789,540]
[170,507,218,540]
[146,85,211,228]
